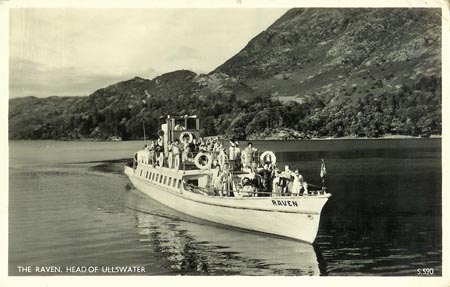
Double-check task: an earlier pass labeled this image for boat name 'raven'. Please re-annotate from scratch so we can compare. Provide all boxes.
[271,200,299,207]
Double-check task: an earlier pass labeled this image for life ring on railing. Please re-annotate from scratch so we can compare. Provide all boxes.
[180,131,194,143]
[194,152,212,170]
[260,151,277,165]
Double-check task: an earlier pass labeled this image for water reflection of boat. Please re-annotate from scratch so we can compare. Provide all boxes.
[124,115,331,243]
[126,189,325,275]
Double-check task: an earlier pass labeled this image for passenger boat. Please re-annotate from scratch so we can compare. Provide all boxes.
[124,115,331,243]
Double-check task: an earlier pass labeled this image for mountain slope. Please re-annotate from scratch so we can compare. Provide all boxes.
[9,8,442,140]
[212,8,441,103]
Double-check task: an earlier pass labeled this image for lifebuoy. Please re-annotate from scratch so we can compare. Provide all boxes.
[194,152,212,170]
[180,131,194,143]
[260,151,277,165]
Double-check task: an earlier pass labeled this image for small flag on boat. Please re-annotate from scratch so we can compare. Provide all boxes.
[320,158,327,178]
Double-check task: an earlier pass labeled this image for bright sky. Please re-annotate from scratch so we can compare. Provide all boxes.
[9,8,288,98]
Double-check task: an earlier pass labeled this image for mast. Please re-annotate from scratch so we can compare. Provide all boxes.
[143,121,147,145]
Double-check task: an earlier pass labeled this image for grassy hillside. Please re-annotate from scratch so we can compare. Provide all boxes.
[212,8,441,104]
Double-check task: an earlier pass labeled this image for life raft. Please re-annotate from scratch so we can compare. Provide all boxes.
[180,131,194,143]
[194,152,212,170]
[260,151,277,165]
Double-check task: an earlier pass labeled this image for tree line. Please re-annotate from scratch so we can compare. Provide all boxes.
[10,77,441,140]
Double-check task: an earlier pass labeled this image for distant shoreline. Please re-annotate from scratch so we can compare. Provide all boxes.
[310,134,442,141]
[8,134,442,142]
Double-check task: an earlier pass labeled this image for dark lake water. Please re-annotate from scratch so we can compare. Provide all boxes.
[8,139,442,276]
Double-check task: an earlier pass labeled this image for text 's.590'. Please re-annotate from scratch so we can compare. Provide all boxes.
[417,268,434,275]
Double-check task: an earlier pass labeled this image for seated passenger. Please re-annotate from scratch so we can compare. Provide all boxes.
[174,124,185,131]
[242,169,259,197]
[302,182,309,196]
[198,141,207,152]
[240,177,254,197]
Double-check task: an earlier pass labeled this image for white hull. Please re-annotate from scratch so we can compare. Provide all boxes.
[134,207,321,275]
[125,165,330,243]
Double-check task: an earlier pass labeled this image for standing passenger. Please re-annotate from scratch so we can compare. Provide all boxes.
[167,142,173,169]
[172,140,181,171]
[229,140,236,160]
[258,163,273,194]
[291,169,304,195]
[219,163,233,197]
[280,165,293,195]
[218,146,227,168]
[272,170,281,196]
[242,142,257,170]
[211,159,222,194]
[234,141,241,170]
[181,138,189,166]
[188,138,197,157]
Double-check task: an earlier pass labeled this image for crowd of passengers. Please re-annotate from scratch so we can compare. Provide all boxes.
[209,161,311,197]
[138,137,253,171]
[135,137,311,197]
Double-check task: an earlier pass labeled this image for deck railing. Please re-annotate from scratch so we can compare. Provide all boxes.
[136,148,267,171]
[185,183,328,197]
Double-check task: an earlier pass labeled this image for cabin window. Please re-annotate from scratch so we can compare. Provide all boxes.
[146,171,149,178]
[163,176,167,185]
[140,170,143,177]
[151,173,155,181]
[168,177,172,187]
[174,118,185,129]
[173,179,177,187]
[187,179,198,187]
[155,174,159,182]
[177,180,181,189]
[186,118,197,130]
[159,175,163,184]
